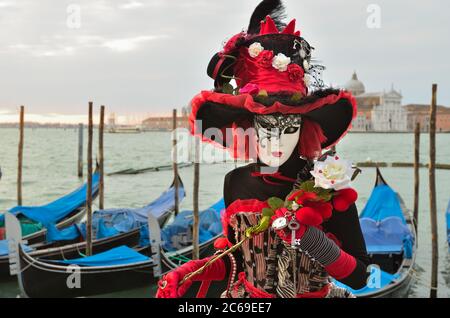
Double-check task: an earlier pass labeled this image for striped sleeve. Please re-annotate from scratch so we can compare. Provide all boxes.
[298,226,357,279]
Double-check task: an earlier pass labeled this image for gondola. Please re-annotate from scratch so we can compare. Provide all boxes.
[335,168,417,297]
[8,199,224,298]
[2,175,185,279]
[108,162,194,176]
[0,172,100,278]
[446,199,450,249]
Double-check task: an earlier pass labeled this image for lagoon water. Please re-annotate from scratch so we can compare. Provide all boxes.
[0,128,449,298]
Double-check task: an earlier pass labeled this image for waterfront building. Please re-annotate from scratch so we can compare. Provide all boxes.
[345,72,407,132]
[404,104,450,132]
[141,115,189,131]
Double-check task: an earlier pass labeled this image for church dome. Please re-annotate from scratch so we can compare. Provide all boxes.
[345,72,365,96]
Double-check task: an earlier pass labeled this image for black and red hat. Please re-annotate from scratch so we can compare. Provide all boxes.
[190,0,357,159]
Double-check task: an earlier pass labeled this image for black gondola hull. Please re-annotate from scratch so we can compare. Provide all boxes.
[17,233,219,298]
[18,245,155,298]
[0,205,88,280]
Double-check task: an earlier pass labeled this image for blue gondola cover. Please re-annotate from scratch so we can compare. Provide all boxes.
[52,245,149,266]
[446,200,450,247]
[0,240,33,256]
[45,180,185,243]
[334,266,400,295]
[359,184,413,257]
[161,199,224,251]
[1,172,100,226]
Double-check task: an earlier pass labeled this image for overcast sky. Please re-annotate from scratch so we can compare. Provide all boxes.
[0,0,449,122]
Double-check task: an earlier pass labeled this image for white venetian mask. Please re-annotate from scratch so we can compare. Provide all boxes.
[255,114,301,168]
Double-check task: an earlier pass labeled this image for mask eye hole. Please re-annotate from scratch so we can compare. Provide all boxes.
[283,126,299,134]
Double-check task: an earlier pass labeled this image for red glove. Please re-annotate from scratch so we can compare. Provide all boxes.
[155,257,227,298]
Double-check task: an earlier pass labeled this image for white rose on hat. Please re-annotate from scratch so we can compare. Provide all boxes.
[248,42,264,58]
[272,53,291,72]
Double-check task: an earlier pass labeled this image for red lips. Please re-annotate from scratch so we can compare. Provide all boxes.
[272,151,283,157]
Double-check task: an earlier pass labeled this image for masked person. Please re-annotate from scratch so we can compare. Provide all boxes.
[156,0,368,298]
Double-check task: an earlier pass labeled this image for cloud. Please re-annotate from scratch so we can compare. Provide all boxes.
[8,42,75,57]
[101,35,169,52]
[0,0,449,117]
[118,1,145,10]
[7,34,169,56]
[0,1,16,8]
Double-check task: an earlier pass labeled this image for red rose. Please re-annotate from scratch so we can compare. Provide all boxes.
[257,50,274,68]
[287,63,304,82]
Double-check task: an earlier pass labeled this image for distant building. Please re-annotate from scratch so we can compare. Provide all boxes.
[141,106,190,131]
[181,104,192,117]
[345,72,407,132]
[404,104,450,132]
[108,113,117,127]
[371,88,407,131]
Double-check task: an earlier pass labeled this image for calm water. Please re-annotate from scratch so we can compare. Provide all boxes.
[0,128,449,298]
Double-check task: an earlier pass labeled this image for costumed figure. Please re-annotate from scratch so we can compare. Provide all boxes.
[156,0,368,298]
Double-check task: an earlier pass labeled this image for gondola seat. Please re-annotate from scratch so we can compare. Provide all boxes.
[360,216,413,258]
[161,200,224,252]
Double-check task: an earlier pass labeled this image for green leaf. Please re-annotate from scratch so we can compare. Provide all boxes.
[262,207,274,217]
[285,200,293,209]
[268,197,284,210]
[300,180,315,192]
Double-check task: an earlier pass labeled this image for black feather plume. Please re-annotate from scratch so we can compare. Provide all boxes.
[247,0,286,35]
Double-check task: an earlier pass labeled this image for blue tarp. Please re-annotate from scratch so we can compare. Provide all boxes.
[1,172,100,227]
[46,180,185,243]
[446,200,450,246]
[46,223,81,243]
[0,240,33,256]
[161,199,224,252]
[360,217,413,257]
[360,184,406,224]
[334,266,400,296]
[359,184,413,257]
[132,181,185,223]
[338,180,414,296]
[52,245,149,266]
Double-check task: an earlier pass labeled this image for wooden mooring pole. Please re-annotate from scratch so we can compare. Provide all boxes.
[99,106,105,210]
[172,109,179,216]
[429,84,438,298]
[413,122,420,236]
[192,136,200,260]
[86,102,94,256]
[17,106,24,206]
[78,123,83,178]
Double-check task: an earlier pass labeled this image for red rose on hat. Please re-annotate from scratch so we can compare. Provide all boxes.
[287,63,304,82]
[257,50,274,68]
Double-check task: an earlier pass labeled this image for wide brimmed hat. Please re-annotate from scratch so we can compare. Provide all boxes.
[189,0,357,159]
